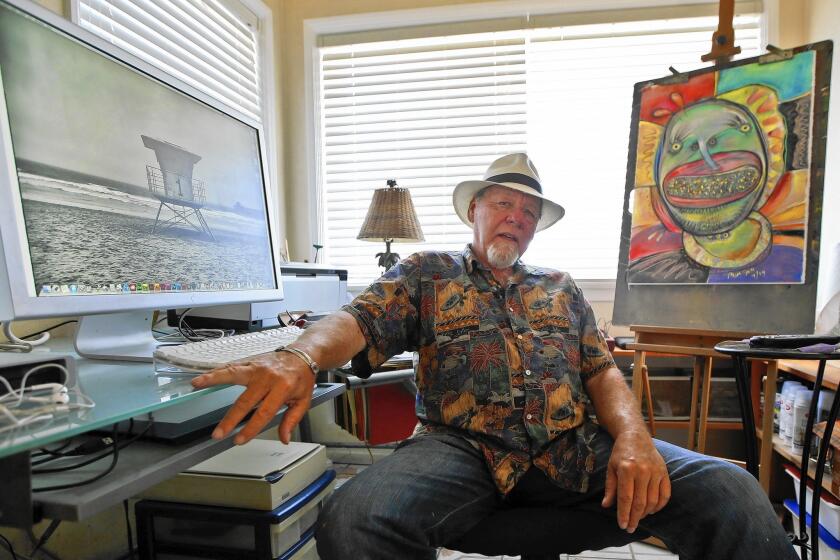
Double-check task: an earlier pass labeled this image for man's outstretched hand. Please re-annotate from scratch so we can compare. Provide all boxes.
[601,430,671,534]
[191,353,315,445]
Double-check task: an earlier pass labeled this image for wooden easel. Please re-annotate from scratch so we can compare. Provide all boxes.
[625,1,748,452]
[627,325,755,453]
[701,0,741,63]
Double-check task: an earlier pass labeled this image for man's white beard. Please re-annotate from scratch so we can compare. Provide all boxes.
[487,240,520,269]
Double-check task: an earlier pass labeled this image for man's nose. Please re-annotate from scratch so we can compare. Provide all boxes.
[505,209,525,227]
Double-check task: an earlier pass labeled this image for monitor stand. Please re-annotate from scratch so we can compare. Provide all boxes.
[74,311,159,362]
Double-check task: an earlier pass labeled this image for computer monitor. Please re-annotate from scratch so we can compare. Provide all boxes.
[0,0,284,361]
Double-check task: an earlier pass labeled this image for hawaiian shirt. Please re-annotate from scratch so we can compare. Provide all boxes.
[342,245,616,495]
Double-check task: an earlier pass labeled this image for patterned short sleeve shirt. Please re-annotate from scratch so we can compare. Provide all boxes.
[342,245,615,495]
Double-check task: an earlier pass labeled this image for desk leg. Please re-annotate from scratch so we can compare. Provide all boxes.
[759,361,778,494]
[0,451,36,526]
[698,357,714,454]
[732,356,759,478]
[687,357,704,451]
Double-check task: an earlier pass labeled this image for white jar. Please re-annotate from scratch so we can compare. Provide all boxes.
[792,387,814,454]
[780,381,804,442]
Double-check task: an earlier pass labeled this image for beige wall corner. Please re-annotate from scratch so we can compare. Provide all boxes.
[806,0,840,317]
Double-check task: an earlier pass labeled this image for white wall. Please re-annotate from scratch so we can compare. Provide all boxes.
[806,0,840,329]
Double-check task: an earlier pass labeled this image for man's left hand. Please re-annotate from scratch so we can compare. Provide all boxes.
[601,430,671,533]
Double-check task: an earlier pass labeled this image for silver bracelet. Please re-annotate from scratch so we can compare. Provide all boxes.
[276,346,319,376]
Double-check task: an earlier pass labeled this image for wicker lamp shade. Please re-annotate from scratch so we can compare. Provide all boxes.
[358,179,424,270]
[357,180,424,243]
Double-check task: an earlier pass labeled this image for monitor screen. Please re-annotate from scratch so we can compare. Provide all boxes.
[0,0,283,359]
[1,1,275,297]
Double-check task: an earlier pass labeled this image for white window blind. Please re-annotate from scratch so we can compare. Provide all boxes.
[319,13,763,287]
[75,0,263,123]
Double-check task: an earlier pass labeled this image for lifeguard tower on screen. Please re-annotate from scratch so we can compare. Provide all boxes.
[141,134,215,241]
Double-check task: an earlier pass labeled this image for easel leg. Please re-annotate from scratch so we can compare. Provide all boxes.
[642,364,656,436]
[632,350,653,428]
[759,360,778,494]
[698,357,714,454]
[688,356,704,451]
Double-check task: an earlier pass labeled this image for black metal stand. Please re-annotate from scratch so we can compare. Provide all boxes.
[716,341,840,560]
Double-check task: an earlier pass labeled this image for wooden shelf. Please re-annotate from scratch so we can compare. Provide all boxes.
[655,420,742,430]
[778,360,840,391]
[771,433,839,499]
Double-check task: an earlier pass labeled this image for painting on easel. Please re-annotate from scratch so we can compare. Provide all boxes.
[627,49,822,285]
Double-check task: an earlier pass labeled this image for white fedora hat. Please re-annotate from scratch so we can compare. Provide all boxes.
[452,153,565,232]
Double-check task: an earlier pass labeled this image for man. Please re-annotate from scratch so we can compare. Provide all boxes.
[192,154,796,559]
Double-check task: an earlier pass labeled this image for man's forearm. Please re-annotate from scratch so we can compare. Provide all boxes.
[287,310,367,371]
[585,367,649,438]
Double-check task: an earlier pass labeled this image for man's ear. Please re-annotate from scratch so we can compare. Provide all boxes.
[467,199,476,223]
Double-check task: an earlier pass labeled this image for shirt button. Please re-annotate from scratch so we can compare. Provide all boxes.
[509,307,514,312]
[525,369,531,376]
[526,414,533,420]
[517,334,523,340]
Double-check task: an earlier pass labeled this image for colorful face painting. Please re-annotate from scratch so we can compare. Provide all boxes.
[627,51,817,284]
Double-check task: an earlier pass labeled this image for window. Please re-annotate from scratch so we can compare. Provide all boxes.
[317,9,764,289]
[72,0,265,124]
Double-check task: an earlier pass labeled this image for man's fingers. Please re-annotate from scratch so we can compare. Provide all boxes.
[646,473,661,515]
[615,464,635,531]
[626,469,651,533]
[232,387,290,444]
[655,475,672,513]
[211,387,266,440]
[602,467,617,508]
[278,397,313,444]
[192,363,250,389]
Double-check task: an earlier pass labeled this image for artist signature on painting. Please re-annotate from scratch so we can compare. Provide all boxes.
[724,268,766,280]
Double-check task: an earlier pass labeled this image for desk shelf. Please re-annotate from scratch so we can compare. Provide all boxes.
[29,383,345,521]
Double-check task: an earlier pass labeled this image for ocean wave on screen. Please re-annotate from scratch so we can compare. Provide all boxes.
[17,172,268,236]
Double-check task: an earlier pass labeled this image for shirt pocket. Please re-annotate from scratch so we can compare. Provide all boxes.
[532,322,580,377]
[543,381,586,434]
[522,286,576,334]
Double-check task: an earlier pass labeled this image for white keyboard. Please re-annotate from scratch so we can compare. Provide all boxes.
[153,326,305,372]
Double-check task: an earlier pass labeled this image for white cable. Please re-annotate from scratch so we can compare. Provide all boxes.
[0,364,94,433]
[0,364,70,408]
[2,321,50,349]
[0,403,55,434]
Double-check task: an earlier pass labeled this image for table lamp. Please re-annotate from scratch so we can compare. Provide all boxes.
[357,179,424,270]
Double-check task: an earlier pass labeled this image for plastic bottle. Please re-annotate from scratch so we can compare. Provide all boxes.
[792,387,813,454]
[780,381,803,442]
[812,389,836,458]
[774,389,782,433]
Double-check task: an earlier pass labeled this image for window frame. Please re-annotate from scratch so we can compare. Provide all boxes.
[305,0,778,300]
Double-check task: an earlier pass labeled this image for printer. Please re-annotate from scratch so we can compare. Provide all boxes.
[170,262,348,331]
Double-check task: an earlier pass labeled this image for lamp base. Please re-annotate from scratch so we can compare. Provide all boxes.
[375,240,400,270]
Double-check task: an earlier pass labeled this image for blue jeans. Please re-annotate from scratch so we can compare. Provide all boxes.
[315,429,796,559]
